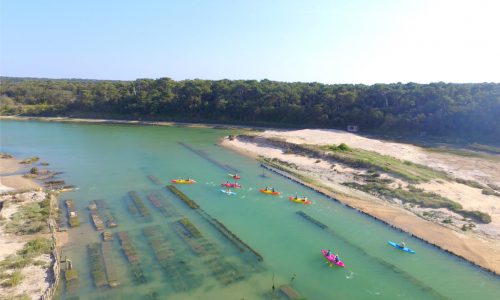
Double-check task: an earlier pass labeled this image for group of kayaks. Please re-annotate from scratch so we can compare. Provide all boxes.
[321,241,415,269]
[172,173,312,204]
[171,175,415,270]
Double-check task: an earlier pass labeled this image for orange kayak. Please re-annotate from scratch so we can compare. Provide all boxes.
[259,188,281,195]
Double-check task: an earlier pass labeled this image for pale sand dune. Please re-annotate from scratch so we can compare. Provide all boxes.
[261,129,500,186]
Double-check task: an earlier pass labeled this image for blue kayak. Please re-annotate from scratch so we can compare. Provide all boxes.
[388,241,415,253]
[220,189,237,196]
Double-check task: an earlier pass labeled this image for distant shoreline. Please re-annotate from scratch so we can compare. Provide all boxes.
[0,115,263,130]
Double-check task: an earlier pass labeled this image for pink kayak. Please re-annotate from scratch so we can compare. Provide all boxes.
[321,249,345,268]
[221,182,241,188]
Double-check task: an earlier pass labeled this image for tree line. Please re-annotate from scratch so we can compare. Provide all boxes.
[1,77,498,142]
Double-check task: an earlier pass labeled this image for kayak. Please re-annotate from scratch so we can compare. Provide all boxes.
[171,179,196,184]
[259,188,280,195]
[228,173,241,180]
[321,249,345,268]
[289,196,311,204]
[388,241,415,253]
[221,182,241,188]
[220,189,237,196]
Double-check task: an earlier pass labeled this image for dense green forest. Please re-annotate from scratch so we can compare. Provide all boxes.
[1,77,498,142]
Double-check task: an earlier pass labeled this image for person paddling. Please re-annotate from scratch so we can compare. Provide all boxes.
[399,241,406,249]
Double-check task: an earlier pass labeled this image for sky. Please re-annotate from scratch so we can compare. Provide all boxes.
[1,0,499,84]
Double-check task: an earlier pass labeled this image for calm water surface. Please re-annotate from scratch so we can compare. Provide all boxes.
[1,120,499,300]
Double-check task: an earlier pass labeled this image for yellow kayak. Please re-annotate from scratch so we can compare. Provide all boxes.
[171,179,197,184]
[289,196,311,204]
[259,188,281,195]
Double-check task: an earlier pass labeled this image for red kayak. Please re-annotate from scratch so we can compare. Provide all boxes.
[321,249,345,268]
[228,173,241,180]
[221,182,241,188]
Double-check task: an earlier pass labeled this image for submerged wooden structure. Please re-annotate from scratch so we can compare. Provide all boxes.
[143,225,201,292]
[65,199,79,227]
[173,217,244,285]
[128,191,151,218]
[87,242,120,288]
[167,185,263,262]
[147,192,179,217]
[178,142,240,173]
[89,202,105,231]
[95,199,118,228]
[147,174,163,185]
[117,231,146,283]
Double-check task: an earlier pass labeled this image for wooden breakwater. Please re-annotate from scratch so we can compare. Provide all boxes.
[167,185,263,262]
[262,163,500,276]
[41,194,62,300]
[178,142,239,173]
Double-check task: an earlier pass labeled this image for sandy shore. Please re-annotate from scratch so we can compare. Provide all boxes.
[0,156,56,299]
[1,156,41,193]
[221,133,500,275]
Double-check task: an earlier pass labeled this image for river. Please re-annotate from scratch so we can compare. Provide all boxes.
[1,120,499,300]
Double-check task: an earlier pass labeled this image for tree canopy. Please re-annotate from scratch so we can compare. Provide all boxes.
[1,77,498,143]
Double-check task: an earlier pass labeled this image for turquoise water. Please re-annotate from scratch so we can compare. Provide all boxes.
[1,120,499,300]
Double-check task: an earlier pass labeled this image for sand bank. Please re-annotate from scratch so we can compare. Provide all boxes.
[0,115,260,130]
[1,156,41,193]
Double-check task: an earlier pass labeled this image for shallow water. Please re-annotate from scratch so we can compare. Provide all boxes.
[1,120,499,300]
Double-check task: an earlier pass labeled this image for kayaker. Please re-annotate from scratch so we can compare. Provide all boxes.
[326,249,332,256]
[272,187,275,192]
[294,193,298,199]
[334,254,340,262]
[303,197,308,202]
[399,241,406,248]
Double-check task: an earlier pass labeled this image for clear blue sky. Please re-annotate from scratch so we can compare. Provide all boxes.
[1,0,499,83]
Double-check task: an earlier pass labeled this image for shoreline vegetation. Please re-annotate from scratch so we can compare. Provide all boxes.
[1,154,70,299]
[0,77,499,144]
[220,131,500,276]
